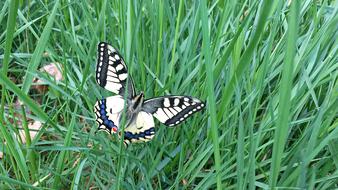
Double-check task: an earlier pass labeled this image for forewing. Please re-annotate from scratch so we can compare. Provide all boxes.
[122,111,156,146]
[142,96,205,127]
[96,42,135,98]
[94,95,125,133]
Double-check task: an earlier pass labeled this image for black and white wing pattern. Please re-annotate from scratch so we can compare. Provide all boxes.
[94,96,156,146]
[122,111,156,146]
[96,42,135,99]
[94,95,125,134]
[94,41,205,146]
[142,96,205,127]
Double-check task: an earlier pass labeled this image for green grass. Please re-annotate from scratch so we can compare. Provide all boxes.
[0,0,337,189]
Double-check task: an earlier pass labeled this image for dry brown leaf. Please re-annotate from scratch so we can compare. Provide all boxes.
[40,62,63,81]
[0,121,42,159]
[33,62,63,93]
[17,121,42,144]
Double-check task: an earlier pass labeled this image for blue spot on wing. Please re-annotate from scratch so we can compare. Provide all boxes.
[124,127,155,141]
[97,98,117,132]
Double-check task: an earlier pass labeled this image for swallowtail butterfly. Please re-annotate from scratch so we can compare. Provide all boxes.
[94,42,205,146]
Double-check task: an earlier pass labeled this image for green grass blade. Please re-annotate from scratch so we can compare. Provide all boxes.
[168,0,184,79]
[0,0,19,118]
[269,1,300,188]
[53,105,77,189]
[218,1,276,117]
[71,157,88,190]
[21,0,60,94]
[200,0,222,189]
[0,72,56,127]
[0,175,39,189]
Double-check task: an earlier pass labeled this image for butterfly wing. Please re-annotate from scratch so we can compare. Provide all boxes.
[94,95,155,145]
[96,42,135,99]
[121,111,156,146]
[142,96,205,127]
[94,95,125,133]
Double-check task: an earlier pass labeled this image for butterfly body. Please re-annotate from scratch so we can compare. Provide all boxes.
[94,42,205,146]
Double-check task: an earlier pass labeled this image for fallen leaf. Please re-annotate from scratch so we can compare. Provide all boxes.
[17,121,42,144]
[33,62,63,93]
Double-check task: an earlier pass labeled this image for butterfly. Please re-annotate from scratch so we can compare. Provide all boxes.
[94,42,205,146]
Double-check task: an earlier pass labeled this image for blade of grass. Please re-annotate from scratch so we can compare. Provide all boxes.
[168,0,184,79]
[0,121,29,183]
[155,0,164,93]
[0,0,19,119]
[269,1,299,188]
[0,72,56,127]
[21,0,60,94]
[217,1,276,118]
[0,175,39,189]
[52,105,77,189]
[71,157,88,190]
[20,105,38,181]
[200,0,222,189]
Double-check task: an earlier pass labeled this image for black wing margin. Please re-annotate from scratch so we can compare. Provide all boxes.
[142,96,205,127]
[96,42,135,99]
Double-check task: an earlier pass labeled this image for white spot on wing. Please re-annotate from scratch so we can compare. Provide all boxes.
[109,67,116,73]
[184,98,189,102]
[163,108,174,118]
[153,108,168,123]
[174,107,182,112]
[164,98,170,107]
[184,102,190,106]
[109,57,116,62]
[193,98,201,103]
[107,76,119,82]
[174,99,180,106]
[182,105,186,109]
[107,70,117,77]
[119,73,128,80]
[116,64,124,71]
[114,54,119,60]
[108,46,115,52]
[169,108,177,115]
[105,82,122,92]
